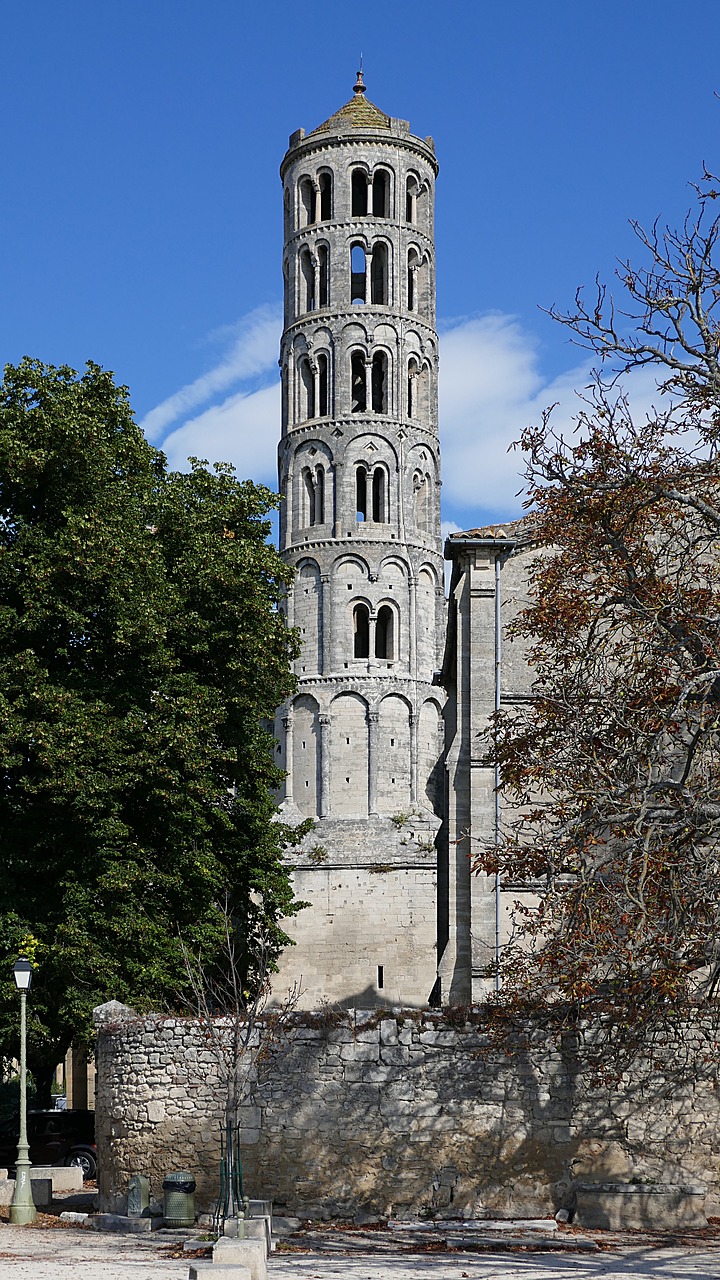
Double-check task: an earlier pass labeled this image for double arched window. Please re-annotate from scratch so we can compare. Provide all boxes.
[407,357,430,420]
[356,464,389,523]
[350,241,389,306]
[352,166,392,218]
[297,353,329,422]
[298,173,333,228]
[299,245,329,316]
[350,352,389,415]
[302,465,326,526]
[351,602,397,660]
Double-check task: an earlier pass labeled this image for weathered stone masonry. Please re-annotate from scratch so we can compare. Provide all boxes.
[96,1007,720,1219]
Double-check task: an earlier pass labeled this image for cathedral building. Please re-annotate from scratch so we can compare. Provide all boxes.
[273,76,532,1009]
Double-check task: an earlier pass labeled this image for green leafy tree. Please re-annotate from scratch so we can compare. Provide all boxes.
[480,172,720,1065]
[0,358,302,1100]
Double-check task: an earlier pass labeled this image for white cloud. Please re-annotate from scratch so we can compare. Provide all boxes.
[160,383,280,485]
[438,315,588,521]
[146,306,673,530]
[141,305,281,442]
[437,314,672,526]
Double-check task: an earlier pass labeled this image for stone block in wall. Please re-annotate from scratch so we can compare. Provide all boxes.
[575,1183,708,1230]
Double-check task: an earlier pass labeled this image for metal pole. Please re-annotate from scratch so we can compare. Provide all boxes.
[10,987,36,1223]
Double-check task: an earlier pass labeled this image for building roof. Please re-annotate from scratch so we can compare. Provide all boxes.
[310,70,390,136]
[446,516,535,544]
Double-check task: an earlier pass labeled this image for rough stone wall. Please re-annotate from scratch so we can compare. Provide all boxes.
[96,1005,720,1220]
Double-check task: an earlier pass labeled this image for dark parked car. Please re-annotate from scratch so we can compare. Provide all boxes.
[0,1108,96,1180]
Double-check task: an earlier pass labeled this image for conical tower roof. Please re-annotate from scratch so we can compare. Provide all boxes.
[310,69,390,135]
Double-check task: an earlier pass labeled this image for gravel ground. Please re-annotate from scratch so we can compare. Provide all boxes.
[3,1223,720,1280]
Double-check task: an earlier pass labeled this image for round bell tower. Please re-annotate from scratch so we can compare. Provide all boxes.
[275,75,445,1008]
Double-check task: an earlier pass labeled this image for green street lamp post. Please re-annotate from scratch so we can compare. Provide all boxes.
[10,958,36,1225]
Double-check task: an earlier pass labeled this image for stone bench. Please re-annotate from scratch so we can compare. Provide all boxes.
[574,1182,708,1230]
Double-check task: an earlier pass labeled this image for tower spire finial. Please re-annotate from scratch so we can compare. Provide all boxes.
[353,56,366,96]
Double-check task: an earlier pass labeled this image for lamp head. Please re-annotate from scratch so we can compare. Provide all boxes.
[13,958,32,992]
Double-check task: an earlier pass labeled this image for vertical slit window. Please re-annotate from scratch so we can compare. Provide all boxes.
[319,172,332,221]
[299,358,315,421]
[351,352,366,413]
[300,249,314,313]
[353,603,370,658]
[303,468,315,525]
[406,176,417,223]
[351,169,368,216]
[375,606,394,659]
[371,351,388,414]
[356,466,367,521]
[372,170,389,218]
[318,244,329,307]
[408,358,418,418]
[351,244,366,304]
[318,353,328,417]
[315,466,325,523]
[371,242,388,305]
[372,468,386,523]
[299,178,315,227]
[407,249,418,311]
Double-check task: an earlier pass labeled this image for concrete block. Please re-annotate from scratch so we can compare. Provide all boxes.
[91,1212,164,1233]
[225,1214,274,1252]
[213,1235,267,1280]
[189,1268,251,1280]
[27,1164,84,1192]
[575,1183,708,1230]
[0,1177,52,1207]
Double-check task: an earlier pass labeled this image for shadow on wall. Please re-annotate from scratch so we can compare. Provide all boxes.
[95,1008,720,1221]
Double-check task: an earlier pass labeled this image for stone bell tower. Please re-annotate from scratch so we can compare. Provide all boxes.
[274,73,445,1009]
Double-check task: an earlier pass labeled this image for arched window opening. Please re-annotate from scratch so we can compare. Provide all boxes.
[375,605,394,659]
[351,169,368,217]
[299,177,315,227]
[283,262,290,326]
[284,187,291,238]
[407,248,419,312]
[414,470,429,531]
[416,182,429,229]
[372,467,387,523]
[300,248,315,313]
[353,603,370,658]
[351,352,366,413]
[371,351,388,414]
[356,466,367,521]
[315,466,325,523]
[371,242,388,305]
[299,358,315,420]
[303,468,316,525]
[319,172,332,221]
[318,353,329,417]
[406,176,417,223]
[351,244,366,304]
[373,170,389,218]
[407,357,418,418]
[318,244,329,307]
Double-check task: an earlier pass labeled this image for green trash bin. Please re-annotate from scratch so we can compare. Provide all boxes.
[162,1170,196,1227]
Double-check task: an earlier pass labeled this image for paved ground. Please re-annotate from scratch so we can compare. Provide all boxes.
[3,1225,720,1280]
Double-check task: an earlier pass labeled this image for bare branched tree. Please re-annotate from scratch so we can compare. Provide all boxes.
[178,901,301,1228]
[477,171,720,1069]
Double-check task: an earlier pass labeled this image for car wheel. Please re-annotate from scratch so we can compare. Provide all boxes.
[67,1149,97,1180]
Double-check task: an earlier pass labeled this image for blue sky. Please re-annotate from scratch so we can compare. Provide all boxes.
[2,1,719,534]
